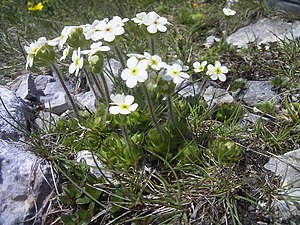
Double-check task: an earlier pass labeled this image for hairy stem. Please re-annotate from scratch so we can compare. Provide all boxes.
[51,63,80,120]
[114,45,126,69]
[99,71,111,107]
[142,83,161,134]
[149,36,156,55]
[121,124,132,158]
[83,68,101,101]
[167,94,176,126]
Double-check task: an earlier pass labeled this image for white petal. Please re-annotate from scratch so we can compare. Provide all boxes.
[124,95,134,105]
[201,61,208,66]
[218,74,227,82]
[120,109,131,115]
[147,25,158,34]
[157,25,167,32]
[137,59,149,70]
[221,66,228,73]
[109,106,121,114]
[112,26,125,35]
[104,33,115,42]
[99,46,110,51]
[111,94,125,104]
[69,63,76,74]
[210,74,218,80]
[129,103,138,112]
[127,57,139,68]
[137,70,148,82]
[207,64,214,73]
[193,62,200,68]
[173,76,183,84]
[121,69,131,80]
[126,77,138,88]
[215,61,221,68]
[179,72,190,79]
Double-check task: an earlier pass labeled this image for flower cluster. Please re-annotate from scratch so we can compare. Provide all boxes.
[27,1,44,11]
[24,11,229,117]
[132,11,170,34]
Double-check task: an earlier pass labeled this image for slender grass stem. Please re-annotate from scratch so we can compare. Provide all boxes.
[114,45,126,69]
[83,68,101,101]
[121,123,133,159]
[142,83,161,134]
[99,71,111,107]
[50,63,80,120]
[149,36,156,55]
[167,94,176,126]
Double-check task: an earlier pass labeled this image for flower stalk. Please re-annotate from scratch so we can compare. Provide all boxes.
[167,94,176,126]
[99,71,111,107]
[51,63,80,120]
[149,36,156,55]
[142,83,161,134]
[121,123,133,158]
[114,45,126,69]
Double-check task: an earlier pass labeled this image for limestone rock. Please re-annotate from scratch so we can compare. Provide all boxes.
[227,18,300,48]
[16,74,37,101]
[0,86,27,140]
[35,111,60,132]
[0,140,53,225]
[75,90,97,112]
[203,86,234,106]
[239,81,278,106]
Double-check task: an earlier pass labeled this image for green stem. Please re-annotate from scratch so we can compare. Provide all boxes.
[142,83,161,134]
[121,124,133,158]
[167,94,176,126]
[51,63,80,120]
[83,68,101,101]
[114,45,126,69]
[99,71,111,107]
[149,36,156,55]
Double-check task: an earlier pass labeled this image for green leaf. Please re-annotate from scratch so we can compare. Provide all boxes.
[76,197,91,205]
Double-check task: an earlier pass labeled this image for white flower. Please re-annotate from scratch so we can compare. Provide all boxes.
[143,11,169,34]
[81,41,110,55]
[206,61,228,82]
[193,61,207,73]
[121,57,148,88]
[93,17,127,42]
[24,37,47,69]
[109,94,138,115]
[83,20,100,40]
[223,8,236,16]
[48,26,74,50]
[60,45,70,61]
[163,63,190,84]
[69,47,84,77]
[88,55,99,65]
[144,52,166,70]
[132,12,147,25]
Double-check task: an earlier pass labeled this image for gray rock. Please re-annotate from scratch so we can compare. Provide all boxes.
[203,86,234,106]
[265,0,300,16]
[76,150,111,180]
[34,75,55,93]
[239,81,278,106]
[265,149,300,188]
[104,58,122,77]
[35,111,60,132]
[176,80,204,98]
[0,86,27,140]
[16,74,37,101]
[75,90,97,112]
[40,80,71,115]
[203,35,221,48]
[227,18,300,48]
[0,140,53,225]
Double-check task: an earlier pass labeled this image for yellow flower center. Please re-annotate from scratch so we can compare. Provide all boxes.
[150,58,157,65]
[75,58,79,66]
[215,68,221,74]
[198,66,204,71]
[120,103,129,110]
[105,27,111,32]
[172,70,179,76]
[131,68,138,76]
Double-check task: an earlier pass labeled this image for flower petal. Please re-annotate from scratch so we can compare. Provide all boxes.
[109,106,121,114]
[121,68,131,80]
[124,95,134,105]
[147,25,158,34]
[218,74,227,82]
[127,57,139,68]
[137,70,148,82]
[129,103,138,112]
[126,77,138,88]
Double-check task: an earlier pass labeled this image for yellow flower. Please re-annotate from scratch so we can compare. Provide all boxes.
[27,2,44,11]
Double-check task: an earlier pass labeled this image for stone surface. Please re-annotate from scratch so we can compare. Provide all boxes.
[265,149,300,187]
[239,81,278,106]
[0,86,27,140]
[75,90,97,112]
[40,80,71,115]
[76,150,110,180]
[35,111,60,132]
[16,74,37,101]
[227,18,300,48]
[0,140,53,225]
[265,0,300,16]
[34,75,55,96]
[203,86,234,106]
[176,80,204,98]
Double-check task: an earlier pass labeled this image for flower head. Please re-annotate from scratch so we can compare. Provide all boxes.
[60,45,70,61]
[93,16,128,42]
[109,94,138,115]
[48,26,75,50]
[131,12,147,25]
[223,8,236,16]
[81,41,110,55]
[69,47,84,77]
[193,61,207,73]
[27,1,44,11]
[163,63,190,84]
[144,52,166,70]
[24,37,47,69]
[206,61,228,82]
[121,57,148,88]
[132,11,170,34]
